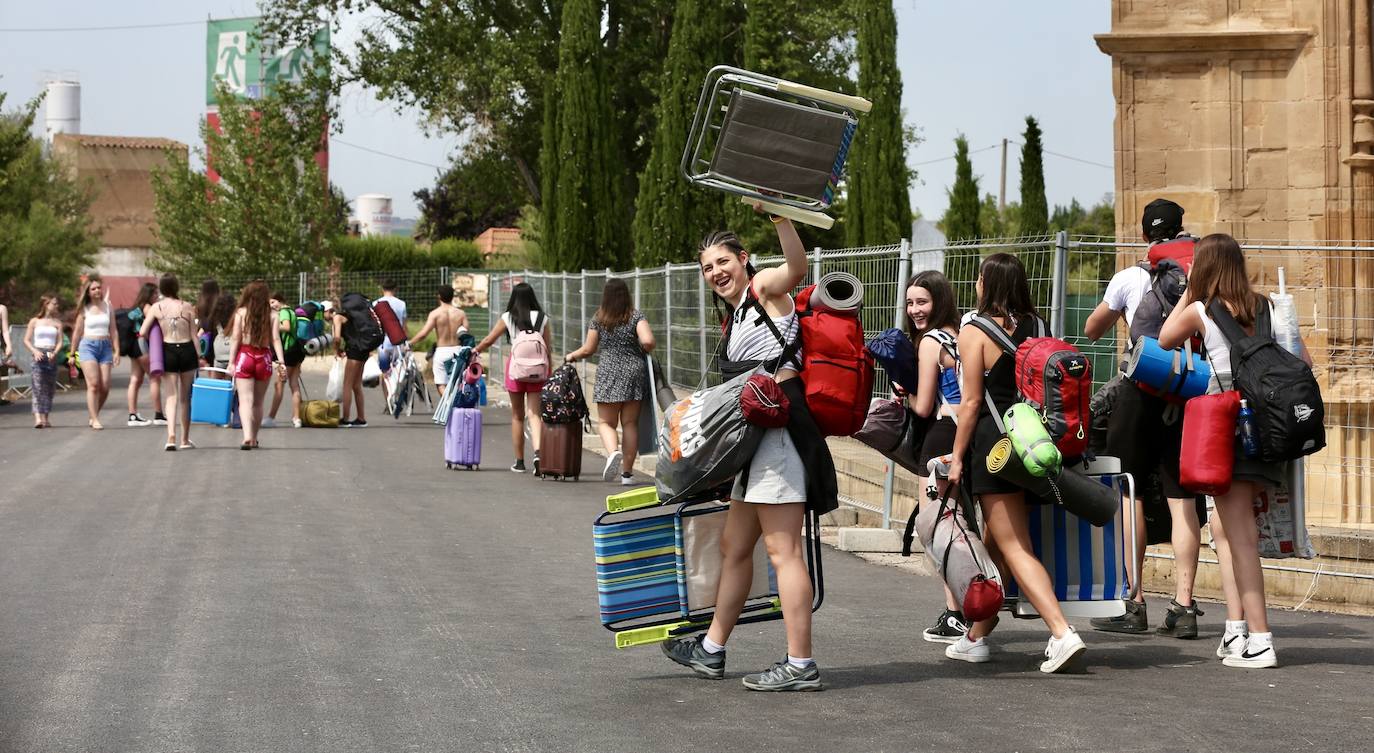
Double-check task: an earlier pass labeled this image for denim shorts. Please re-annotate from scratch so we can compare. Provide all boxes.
[77,338,114,365]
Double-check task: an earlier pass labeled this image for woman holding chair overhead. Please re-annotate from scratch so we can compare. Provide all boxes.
[945,253,1086,674]
[659,209,837,693]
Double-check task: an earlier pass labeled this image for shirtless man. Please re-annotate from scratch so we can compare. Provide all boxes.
[408,285,469,396]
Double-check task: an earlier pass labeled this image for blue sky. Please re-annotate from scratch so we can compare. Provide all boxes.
[0,1,1114,223]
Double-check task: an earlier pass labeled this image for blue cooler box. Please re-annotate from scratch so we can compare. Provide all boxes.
[190,368,235,425]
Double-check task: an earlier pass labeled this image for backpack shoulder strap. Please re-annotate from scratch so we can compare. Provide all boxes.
[1205,298,1249,346]
[969,314,1018,356]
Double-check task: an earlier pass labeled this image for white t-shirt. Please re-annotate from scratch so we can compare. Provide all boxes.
[1101,265,1151,326]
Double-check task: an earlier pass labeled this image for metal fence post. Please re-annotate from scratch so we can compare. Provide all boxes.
[880,238,913,530]
[697,267,707,383]
[561,274,569,354]
[1051,230,1069,338]
[633,270,641,310]
[811,246,822,283]
[664,263,674,387]
[580,270,588,384]
[298,271,307,304]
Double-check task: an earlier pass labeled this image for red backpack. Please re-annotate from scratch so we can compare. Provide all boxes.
[970,315,1092,460]
[721,285,874,437]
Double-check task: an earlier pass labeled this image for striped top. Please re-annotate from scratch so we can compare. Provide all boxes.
[725,289,801,365]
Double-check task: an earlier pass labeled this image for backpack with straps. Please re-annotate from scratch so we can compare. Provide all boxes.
[296,301,328,341]
[1206,299,1325,463]
[722,285,874,437]
[340,293,385,351]
[540,362,589,424]
[1130,257,1188,343]
[970,315,1092,460]
[509,311,550,383]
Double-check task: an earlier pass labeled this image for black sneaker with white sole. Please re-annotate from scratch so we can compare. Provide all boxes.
[922,609,968,644]
[661,635,725,679]
[1156,599,1203,639]
[1090,599,1148,634]
[741,660,823,692]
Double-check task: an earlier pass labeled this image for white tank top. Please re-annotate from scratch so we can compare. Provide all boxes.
[1192,299,1274,393]
[33,324,58,349]
[84,304,111,337]
[724,290,801,365]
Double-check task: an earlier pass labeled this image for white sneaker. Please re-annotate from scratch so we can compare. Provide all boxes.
[620,473,636,486]
[1040,628,1086,674]
[1222,640,1277,669]
[1216,632,1247,659]
[262,417,276,428]
[292,418,303,428]
[602,450,623,482]
[945,636,990,663]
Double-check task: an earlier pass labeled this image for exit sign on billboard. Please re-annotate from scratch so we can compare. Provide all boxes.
[206,17,329,106]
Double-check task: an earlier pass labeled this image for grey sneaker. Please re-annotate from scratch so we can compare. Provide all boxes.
[742,659,823,692]
[1090,599,1148,634]
[661,635,725,679]
[1156,599,1203,639]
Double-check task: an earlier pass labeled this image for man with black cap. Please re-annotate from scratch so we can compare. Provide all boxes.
[1081,198,1204,639]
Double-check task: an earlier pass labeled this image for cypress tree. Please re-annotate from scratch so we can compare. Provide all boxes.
[1018,116,1051,308]
[942,136,982,309]
[632,0,727,266]
[539,72,561,270]
[845,0,911,248]
[942,136,981,241]
[1019,116,1049,237]
[549,0,628,271]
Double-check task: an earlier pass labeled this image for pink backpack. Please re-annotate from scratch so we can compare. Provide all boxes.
[509,311,549,383]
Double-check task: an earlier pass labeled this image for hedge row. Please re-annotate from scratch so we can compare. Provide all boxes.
[333,236,484,271]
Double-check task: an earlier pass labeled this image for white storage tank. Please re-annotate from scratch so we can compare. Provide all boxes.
[44,80,81,143]
[355,193,393,237]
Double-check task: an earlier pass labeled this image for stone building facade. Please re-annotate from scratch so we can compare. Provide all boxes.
[1098,1,1374,526]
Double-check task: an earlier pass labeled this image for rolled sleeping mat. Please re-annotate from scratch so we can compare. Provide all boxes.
[1003,402,1062,478]
[986,437,1118,527]
[463,360,483,385]
[807,271,864,312]
[373,299,408,347]
[1124,336,1210,400]
[148,321,165,379]
[303,333,334,355]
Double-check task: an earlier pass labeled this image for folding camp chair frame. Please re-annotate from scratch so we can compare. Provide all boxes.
[596,488,825,649]
[1005,457,1140,620]
[430,346,473,425]
[681,65,871,229]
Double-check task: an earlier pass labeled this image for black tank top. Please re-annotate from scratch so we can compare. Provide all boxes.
[978,314,1045,420]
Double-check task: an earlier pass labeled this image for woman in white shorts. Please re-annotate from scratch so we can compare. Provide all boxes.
[660,211,837,693]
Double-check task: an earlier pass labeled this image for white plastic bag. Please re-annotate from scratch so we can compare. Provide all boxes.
[326,358,344,402]
[1254,462,1316,559]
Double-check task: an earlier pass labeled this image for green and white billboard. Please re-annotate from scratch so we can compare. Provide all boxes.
[206,17,329,106]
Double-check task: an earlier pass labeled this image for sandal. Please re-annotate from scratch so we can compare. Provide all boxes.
[164,442,177,452]
[179,440,196,450]
[90,420,103,430]
[240,442,253,451]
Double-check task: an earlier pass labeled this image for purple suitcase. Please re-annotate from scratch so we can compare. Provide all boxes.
[445,407,482,470]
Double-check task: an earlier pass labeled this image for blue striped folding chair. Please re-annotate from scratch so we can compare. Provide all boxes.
[1005,457,1138,619]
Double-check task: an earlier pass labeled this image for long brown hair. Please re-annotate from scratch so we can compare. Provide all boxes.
[238,280,272,346]
[34,294,60,320]
[78,273,104,308]
[195,279,220,323]
[1188,233,1262,329]
[977,253,1039,323]
[906,270,961,340]
[594,278,633,329]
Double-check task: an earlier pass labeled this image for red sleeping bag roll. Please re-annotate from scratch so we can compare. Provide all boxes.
[373,300,407,347]
[1179,390,1240,496]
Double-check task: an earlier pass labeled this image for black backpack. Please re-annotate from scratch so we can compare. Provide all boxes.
[340,292,385,351]
[1207,298,1325,463]
[539,363,590,425]
[1129,258,1188,342]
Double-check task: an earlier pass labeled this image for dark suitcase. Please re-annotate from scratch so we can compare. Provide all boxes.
[445,407,482,470]
[539,421,583,480]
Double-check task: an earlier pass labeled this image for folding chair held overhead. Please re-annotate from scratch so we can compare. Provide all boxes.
[681,65,872,230]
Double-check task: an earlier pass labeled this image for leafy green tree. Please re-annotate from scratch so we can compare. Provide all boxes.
[0,92,98,310]
[632,0,727,266]
[150,77,344,280]
[545,0,628,271]
[414,146,526,242]
[845,0,911,248]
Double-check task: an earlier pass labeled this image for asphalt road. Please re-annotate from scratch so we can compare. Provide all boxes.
[1,374,1371,753]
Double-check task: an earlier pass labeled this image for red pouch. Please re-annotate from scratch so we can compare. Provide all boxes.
[741,374,790,428]
[1180,390,1240,495]
[963,575,1004,623]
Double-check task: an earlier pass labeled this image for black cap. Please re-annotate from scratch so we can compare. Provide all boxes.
[1141,198,1184,241]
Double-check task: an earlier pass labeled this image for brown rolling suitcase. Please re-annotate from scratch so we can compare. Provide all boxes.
[539,422,583,480]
